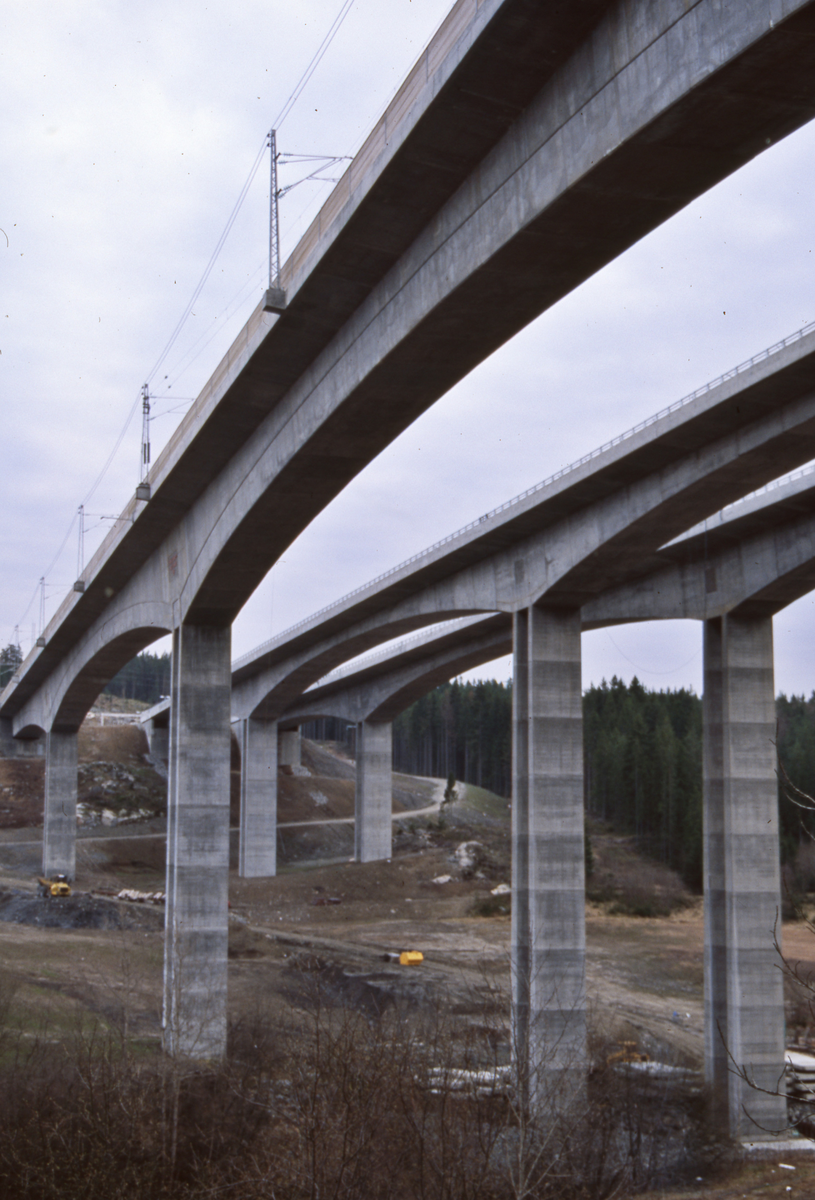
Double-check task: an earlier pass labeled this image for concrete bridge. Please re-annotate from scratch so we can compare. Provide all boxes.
[271,466,815,1136]
[154,447,815,1135]
[3,0,815,1129]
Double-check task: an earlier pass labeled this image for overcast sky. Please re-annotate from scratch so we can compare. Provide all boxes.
[4,0,815,700]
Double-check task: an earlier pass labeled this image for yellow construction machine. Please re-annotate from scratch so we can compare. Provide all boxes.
[37,875,71,898]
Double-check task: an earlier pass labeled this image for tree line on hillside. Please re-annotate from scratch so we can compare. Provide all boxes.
[391,678,815,892]
[103,651,171,705]
[583,678,703,889]
[392,679,513,797]
[0,643,171,702]
[0,643,23,689]
[88,649,815,891]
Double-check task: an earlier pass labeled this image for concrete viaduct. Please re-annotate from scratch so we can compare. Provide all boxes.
[150,446,815,1135]
[3,0,815,1130]
[251,462,815,1137]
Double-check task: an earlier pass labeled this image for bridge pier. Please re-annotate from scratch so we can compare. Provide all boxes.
[278,728,301,771]
[512,605,586,1110]
[163,624,231,1059]
[355,720,393,863]
[145,716,169,766]
[0,718,15,758]
[238,717,278,878]
[703,615,787,1138]
[43,729,78,880]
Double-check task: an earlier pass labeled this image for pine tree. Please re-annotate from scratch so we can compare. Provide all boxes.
[0,642,23,689]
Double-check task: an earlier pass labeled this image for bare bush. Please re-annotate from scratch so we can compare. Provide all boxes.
[0,960,717,1200]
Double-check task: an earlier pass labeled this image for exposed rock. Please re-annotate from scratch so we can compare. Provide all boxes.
[454,841,485,878]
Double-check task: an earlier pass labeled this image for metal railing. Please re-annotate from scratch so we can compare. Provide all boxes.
[233,318,815,671]
[719,462,815,514]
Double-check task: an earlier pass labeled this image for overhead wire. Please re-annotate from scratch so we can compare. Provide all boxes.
[80,394,142,509]
[273,0,356,130]
[144,134,269,387]
[13,0,359,650]
[155,0,357,391]
[160,257,267,391]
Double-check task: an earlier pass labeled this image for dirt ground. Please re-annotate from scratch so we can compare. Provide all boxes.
[3,728,815,1196]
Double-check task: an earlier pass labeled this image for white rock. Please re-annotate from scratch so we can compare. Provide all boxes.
[432,875,453,885]
[454,841,483,874]
[490,883,511,896]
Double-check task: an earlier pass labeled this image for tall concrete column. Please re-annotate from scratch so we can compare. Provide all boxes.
[0,718,15,758]
[355,720,392,863]
[238,717,278,877]
[703,615,786,1138]
[512,605,586,1107]
[147,718,170,765]
[163,624,232,1059]
[278,728,301,770]
[43,730,78,879]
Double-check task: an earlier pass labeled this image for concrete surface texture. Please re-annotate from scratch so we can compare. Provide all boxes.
[7,0,815,743]
[134,409,810,1134]
[354,720,394,865]
[228,325,815,727]
[237,718,278,880]
[277,466,815,734]
[277,729,301,770]
[512,606,587,1105]
[703,616,787,1138]
[43,731,78,880]
[163,624,231,1058]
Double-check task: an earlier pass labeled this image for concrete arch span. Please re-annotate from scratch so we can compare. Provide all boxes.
[279,625,513,730]
[10,598,172,739]
[231,341,815,753]
[14,723,46,740]
[46,601,173,734]
[240,609,488,722]
[34,607,171,885]
[51,623,172,734]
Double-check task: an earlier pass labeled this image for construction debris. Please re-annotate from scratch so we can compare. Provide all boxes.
[116,888,165,905]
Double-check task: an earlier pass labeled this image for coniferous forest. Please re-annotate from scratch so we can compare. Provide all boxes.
[103,650,170,705]
[392,679,513,797]
[393,678,815,892]
[104,652,815,893]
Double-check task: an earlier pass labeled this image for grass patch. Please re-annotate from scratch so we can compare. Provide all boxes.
[455,784,510,820]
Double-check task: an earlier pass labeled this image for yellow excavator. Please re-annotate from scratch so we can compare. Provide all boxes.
[37,875,71,898]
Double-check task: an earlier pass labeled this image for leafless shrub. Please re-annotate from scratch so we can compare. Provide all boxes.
[0,956,717,1200]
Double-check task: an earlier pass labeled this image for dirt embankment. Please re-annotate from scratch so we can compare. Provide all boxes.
[0,723,167,831]
[0,757,44,828]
